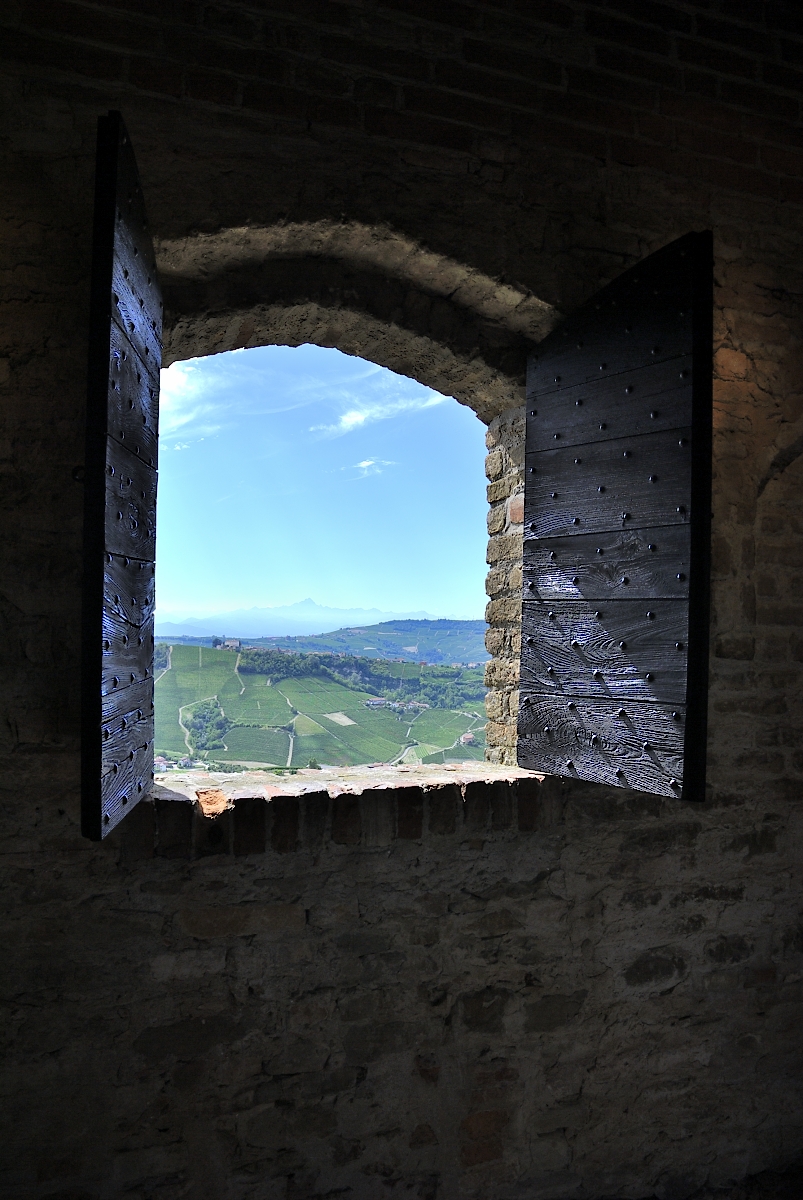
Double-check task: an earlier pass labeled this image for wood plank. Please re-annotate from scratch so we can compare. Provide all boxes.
[101,676,153,729]
[103,553,155,627]
[523,524,690,600]
[102,713,154,770]
[517,691,685,797]
[101,739,155,834]
[525,426,692,538]
[107,321,158,468]
[526,355,691,452]
[101,614,153,696]
[103,438,157,559]
[528,239,694,394]
[521,598,689,703]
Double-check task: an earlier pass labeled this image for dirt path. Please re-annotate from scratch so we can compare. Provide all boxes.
[178,693,218,756]
[154,643,172,684]
[234,651,245,695]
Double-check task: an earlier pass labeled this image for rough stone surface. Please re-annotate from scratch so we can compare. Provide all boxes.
[2,1,803,1195]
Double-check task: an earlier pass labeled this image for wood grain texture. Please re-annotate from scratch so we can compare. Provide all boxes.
[518,692,685,797]
[525,426,692,538]
[83,112,161,840]
[521,599,689,703]
[526,356,691,452]
[103,441,157,559]
[101,614,153,696]
[523,524,690,600]
[519,231,712,801]
[103,553,155,628]
[529,240,694,395]
[107,321,159,468]
[101,740,155,835]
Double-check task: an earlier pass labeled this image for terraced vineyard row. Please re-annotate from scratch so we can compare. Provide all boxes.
[155,645,486,768]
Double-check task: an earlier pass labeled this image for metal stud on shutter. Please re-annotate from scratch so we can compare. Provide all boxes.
[81,112,161,839]
[518,233,712,801]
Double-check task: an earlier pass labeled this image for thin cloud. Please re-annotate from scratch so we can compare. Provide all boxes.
[312,390,449,437]
[344,458,396,478]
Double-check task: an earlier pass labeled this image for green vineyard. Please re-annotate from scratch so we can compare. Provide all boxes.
[155,644,486,769]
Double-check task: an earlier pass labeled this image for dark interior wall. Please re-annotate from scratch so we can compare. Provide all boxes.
[1,2,803,1197]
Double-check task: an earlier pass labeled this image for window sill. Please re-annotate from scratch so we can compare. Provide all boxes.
[152,762,541,817]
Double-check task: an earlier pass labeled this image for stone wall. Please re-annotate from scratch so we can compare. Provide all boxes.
[3,1,803,1195]
[3,778,802,1199]
[485,406,526,766]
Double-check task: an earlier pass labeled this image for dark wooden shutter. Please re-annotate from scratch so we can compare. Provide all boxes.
[518,232,712,801]
[81,112,161,839]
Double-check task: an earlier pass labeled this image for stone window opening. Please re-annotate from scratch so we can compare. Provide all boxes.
[149,223,559,814]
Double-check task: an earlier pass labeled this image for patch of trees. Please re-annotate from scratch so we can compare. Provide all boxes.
[238,648,333,679]
[186,698,231,751]
[153,644,169,671]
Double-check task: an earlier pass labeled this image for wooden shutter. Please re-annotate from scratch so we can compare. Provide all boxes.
[81,112,161,839]
[518,232,712,801]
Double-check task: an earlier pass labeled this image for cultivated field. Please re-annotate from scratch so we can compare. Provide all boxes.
[155,644,486,768]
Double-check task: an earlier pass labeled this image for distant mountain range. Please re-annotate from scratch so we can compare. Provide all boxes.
[154,598,468,639]
[156,616,489,664]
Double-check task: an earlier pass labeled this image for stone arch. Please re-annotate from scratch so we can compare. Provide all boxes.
[157,220,559,425]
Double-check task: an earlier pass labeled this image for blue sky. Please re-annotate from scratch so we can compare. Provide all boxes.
[155,345,489,619]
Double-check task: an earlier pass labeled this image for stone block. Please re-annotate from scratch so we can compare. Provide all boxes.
[178,904,306,938]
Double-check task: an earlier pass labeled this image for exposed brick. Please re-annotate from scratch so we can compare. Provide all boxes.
[233,796,266,855]
[510,110,609,158]
[463,781,491,832]
[270,0,353,26]
[428,786,458,834]
[585,10,671,55]
[761,141,803,176]
[568,63,657,111]
[517,786,539,831]
[165,28,276,76]
[780,175,803,203]
[128,54,185,98]
[303,792,329,849]
[660,90,747,133]
[397,788,424,838]
[353,75,398,106]
[435,60,548,110]
[542,88,634,134]
[683,67,721,98]
[463,38,563,85]
[774,62,803,95]
[293,62,354,97]
[241,79,308,119]
[770,3,803,36]
[676,121,758,166]
[404,85,509,132]
[325,35,430,80]
[609,134,780,198]
[589,0,692,34]
[365,105,476,150]
[379,0,479,31]
[202,3,262,42]
[155,798,193,858]
[271,796,299,853]
[20,0,156,53]
[481,0,574,31]
[636,111,673,144]
[592,43,681,89]
[118,797,156,862]
[186,67,241,105]
[720,79,799,121]
[0,27,126,81]
[676,36,759,81]
[331,794,361,844]
[696,15,775,58]
[193,808,232,856]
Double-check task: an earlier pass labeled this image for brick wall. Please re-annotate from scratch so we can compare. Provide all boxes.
[2,1,803,1196]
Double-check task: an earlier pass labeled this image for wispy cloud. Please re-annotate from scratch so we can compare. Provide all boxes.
[344,458,396,478]
[159,362,223,440]
[311,390,448,438]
